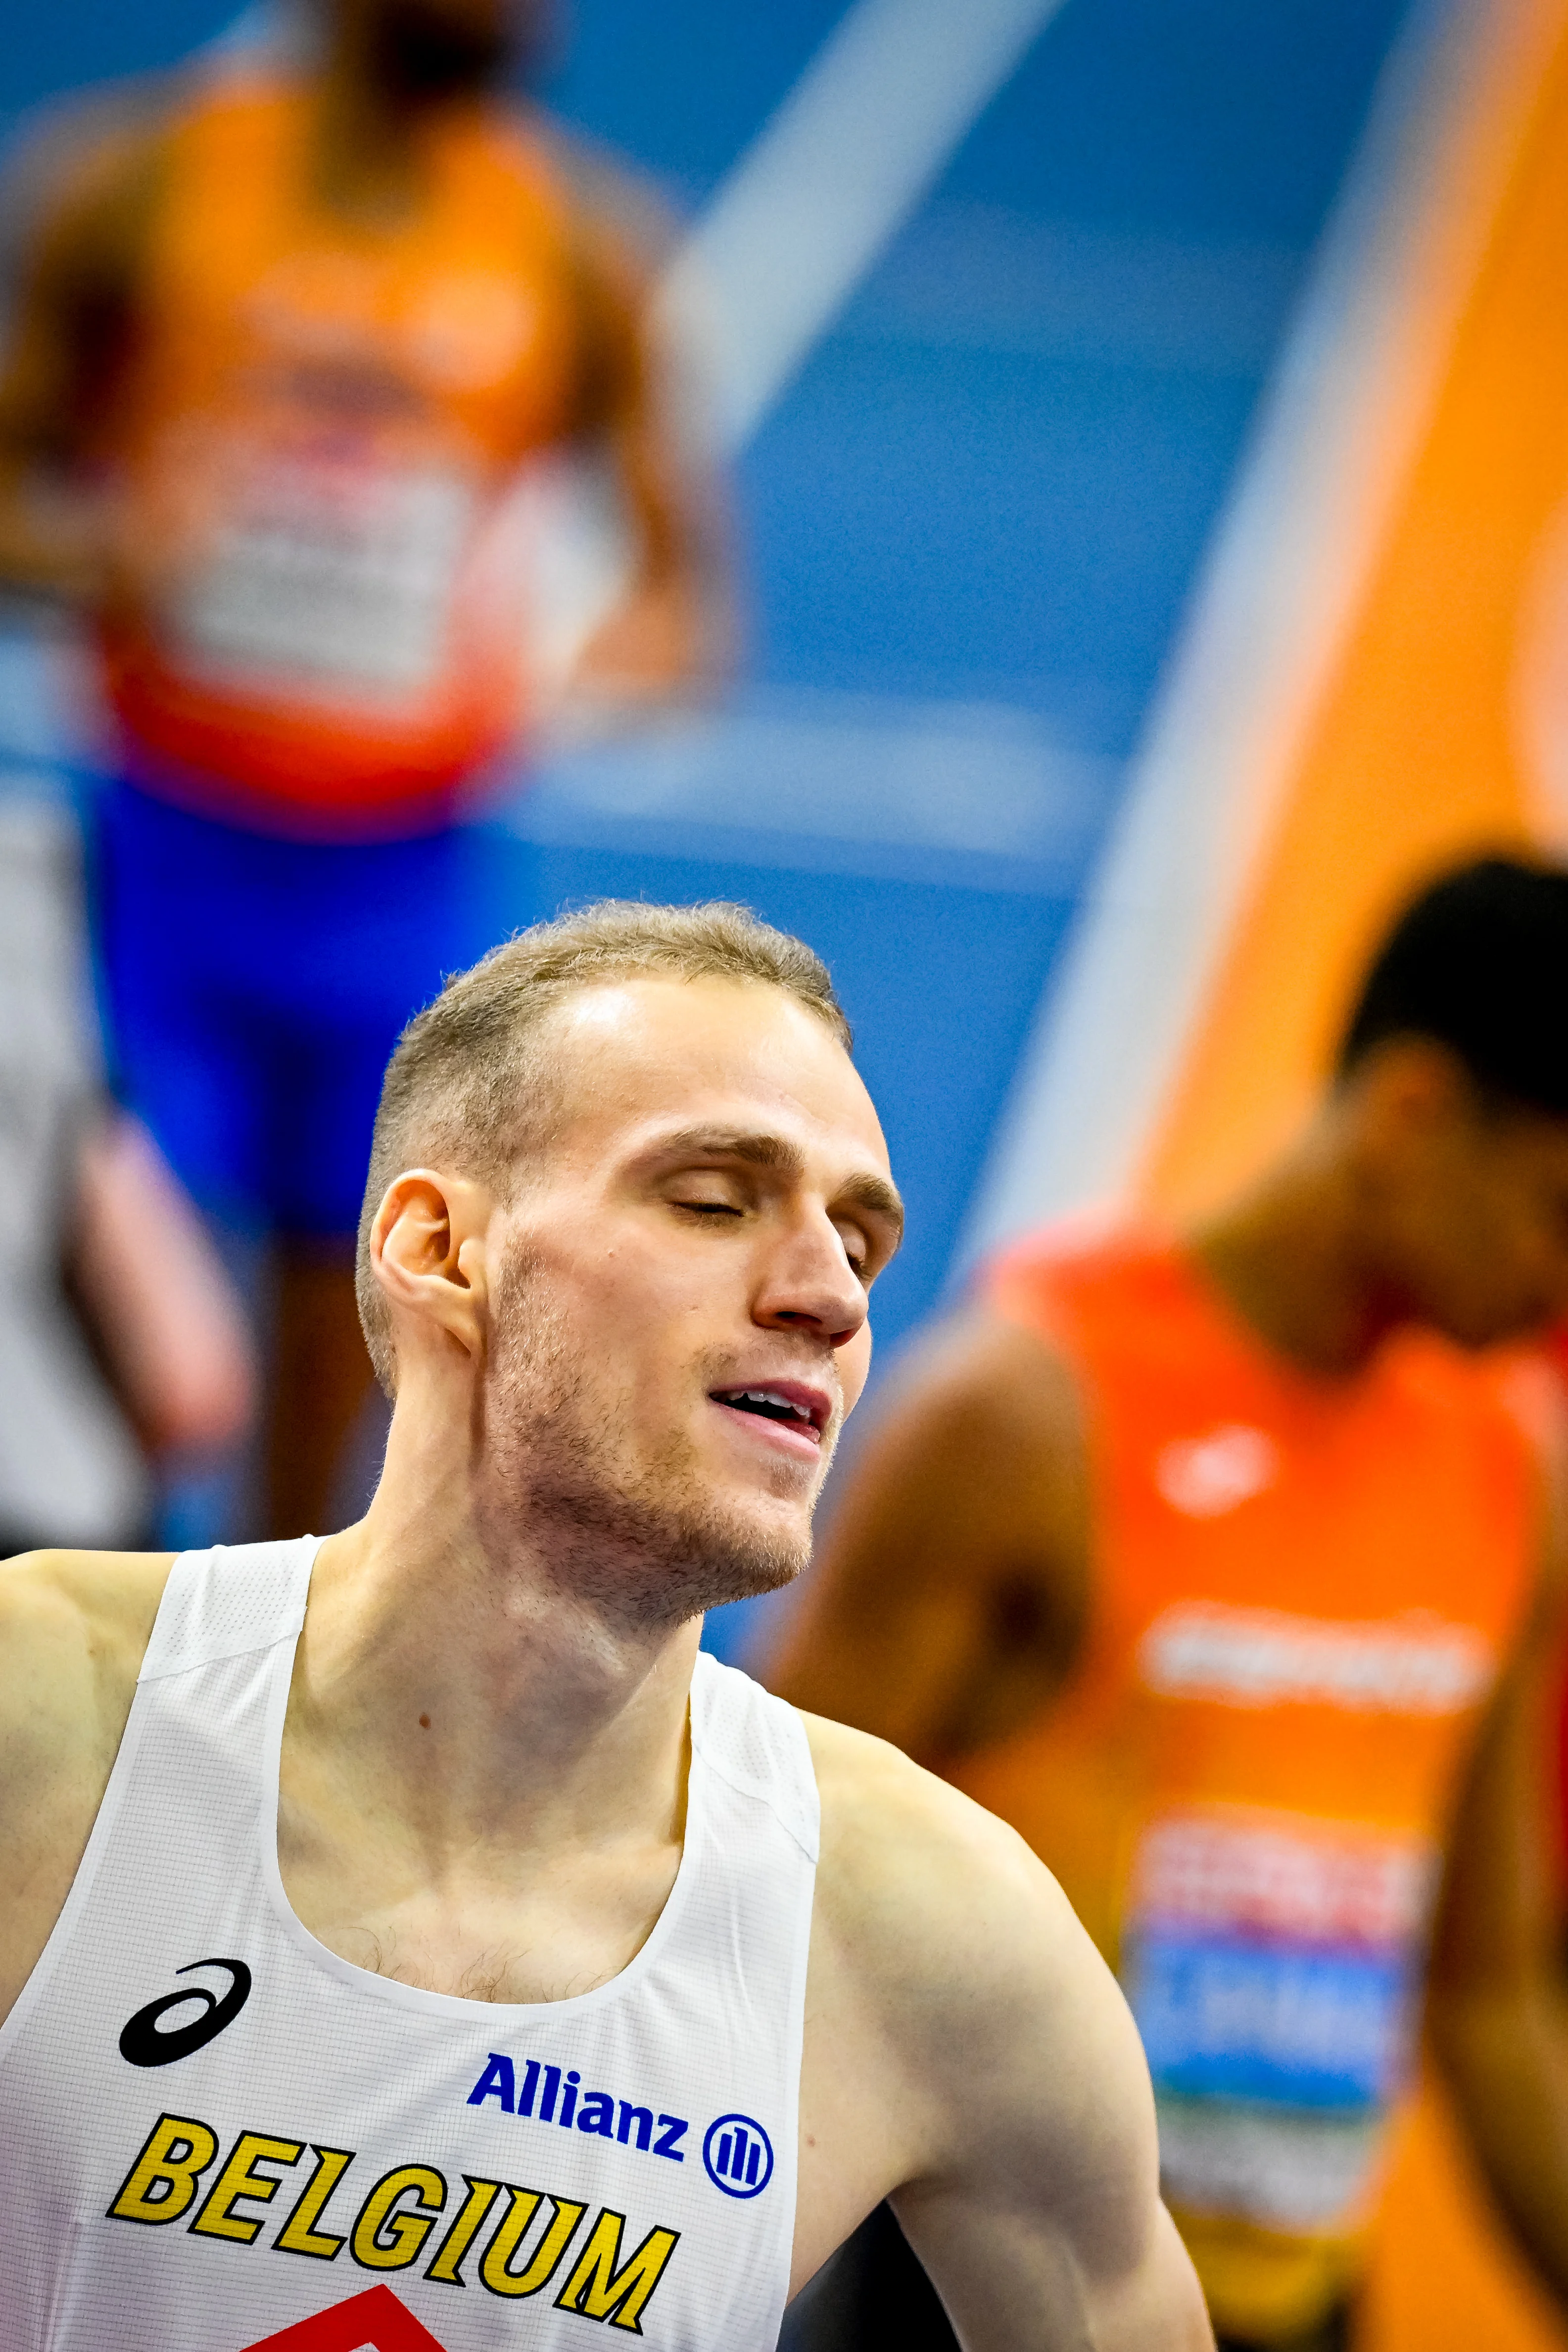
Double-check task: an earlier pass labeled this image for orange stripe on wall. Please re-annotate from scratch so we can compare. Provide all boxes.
[1137,0,1568,1222]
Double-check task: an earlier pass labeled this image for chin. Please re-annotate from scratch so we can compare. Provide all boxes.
[711,1499,813,1593]
[1434,1304,1530,1351]
[723,1465,818,1531]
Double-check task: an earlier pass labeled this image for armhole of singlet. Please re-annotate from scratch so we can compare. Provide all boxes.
[688,1652,821,1865]
[0,1558,193,2066]
[689,1653,818,2325]
[775,1712,817,2318]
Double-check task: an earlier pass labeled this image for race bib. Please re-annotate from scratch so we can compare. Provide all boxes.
[1120,1808,1437,2232]
[169,446,478,705]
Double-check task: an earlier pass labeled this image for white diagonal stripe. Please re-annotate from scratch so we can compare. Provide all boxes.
[659,0,1070,452]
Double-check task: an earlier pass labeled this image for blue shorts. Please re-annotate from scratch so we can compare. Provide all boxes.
[92,781,528,1239]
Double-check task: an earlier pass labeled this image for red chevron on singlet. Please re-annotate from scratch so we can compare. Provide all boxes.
[240,2285,447,2351]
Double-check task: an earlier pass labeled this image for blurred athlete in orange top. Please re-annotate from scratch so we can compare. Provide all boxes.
[770,858,1568,2352]
[0,0,724,1537]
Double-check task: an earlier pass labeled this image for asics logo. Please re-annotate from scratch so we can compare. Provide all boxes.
[118,1960,253,2068]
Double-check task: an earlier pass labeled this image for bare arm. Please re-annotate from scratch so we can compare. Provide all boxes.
[798,1720,1212,2349]
[0,119,164,605]
[764,1309,1091,1766]
[555,169,731,707]
[68,1111,255,1458]
[1425,1455,1568,2307]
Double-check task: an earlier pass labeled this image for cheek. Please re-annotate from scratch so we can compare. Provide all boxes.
[839,1322,874,1417]
[574,1254,710,1396]
[1446,1183,1541,1305]
[1420,1162,1501,1262]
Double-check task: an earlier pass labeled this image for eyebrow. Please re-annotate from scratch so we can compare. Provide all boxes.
[644,1125,905,1250]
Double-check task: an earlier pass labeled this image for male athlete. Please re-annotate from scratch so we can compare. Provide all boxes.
[769,855,1568,2352]
[0,900,1210,2351]
[0,0,721,1535]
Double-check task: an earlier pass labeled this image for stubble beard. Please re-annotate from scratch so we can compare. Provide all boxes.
[479,1249,818,1637]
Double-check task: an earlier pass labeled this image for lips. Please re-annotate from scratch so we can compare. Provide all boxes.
[708,1379,831,1454]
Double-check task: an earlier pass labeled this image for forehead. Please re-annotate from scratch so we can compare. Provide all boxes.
[540,976,889,1172]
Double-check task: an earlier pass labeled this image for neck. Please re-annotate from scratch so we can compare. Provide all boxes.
[1187,1125,1407,1379]
[310,46,481,215]
[302,1402,700,1857]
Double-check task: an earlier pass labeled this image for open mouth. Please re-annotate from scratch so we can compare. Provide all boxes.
[709,1385,828,1449]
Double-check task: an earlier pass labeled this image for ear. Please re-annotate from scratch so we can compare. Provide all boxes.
[369,1169,494,1370]
[1349,1037,1474,1159]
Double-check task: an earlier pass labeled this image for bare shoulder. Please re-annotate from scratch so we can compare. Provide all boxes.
[767,1311,1089,1746]
[881,1301,1084,1443]
[834,1304,1090,1563]
[0,1546,174,1808]
[0,1546,174,1682]
[15,107,168,250]
[524,106,680,276]
[0,1550,174,2019]
[801,1707,1140,2156]
[805,1706,1075,1984]
[0,91,173,342]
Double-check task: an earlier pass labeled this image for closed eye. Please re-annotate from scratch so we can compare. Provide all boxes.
[673,1199,744,1220]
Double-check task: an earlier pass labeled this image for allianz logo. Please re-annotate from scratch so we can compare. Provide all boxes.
[1139,1601,1493,1715]
[704,2113,774,2201]
[467,2054,687,2163]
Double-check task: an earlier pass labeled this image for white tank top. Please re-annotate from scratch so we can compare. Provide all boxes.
[0,1539,818,2352]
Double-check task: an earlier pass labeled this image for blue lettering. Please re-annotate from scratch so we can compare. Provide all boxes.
[464,2058,685,2166]
[466,2053,516,2114]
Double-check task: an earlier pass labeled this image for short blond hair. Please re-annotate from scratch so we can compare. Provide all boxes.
[355,899,852,1394]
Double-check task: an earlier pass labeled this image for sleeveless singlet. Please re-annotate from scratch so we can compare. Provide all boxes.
[958,1230,1543,2345]
[98,71,584,836]
[0,1539,817,2351]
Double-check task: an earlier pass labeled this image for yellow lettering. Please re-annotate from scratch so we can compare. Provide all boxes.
[191,2131,306,2244]
[274,2144,356,2259]
[425,2175,502,2284]
[350,2165,448,2270]
[556,2209,680,2334]
[107,2113,220,2226]
[479,2186,585,2297]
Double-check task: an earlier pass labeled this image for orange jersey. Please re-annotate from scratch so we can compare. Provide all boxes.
[960,1230,1543,2342]
[98,70,585,835]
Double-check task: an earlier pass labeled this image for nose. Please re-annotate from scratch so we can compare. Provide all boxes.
[752,1205,869,1350]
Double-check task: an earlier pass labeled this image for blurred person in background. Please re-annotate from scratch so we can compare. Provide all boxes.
[0,0,725,1538]
[769,856,1568,2352]
[0,795,252,1552]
